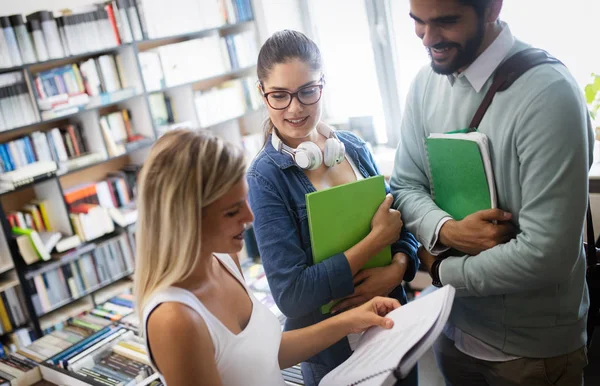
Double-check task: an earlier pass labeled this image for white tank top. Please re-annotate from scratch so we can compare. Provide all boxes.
[142,253,286,386]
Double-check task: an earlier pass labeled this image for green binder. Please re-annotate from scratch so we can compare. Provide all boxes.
[306,175,392,314]
[425,132,497,220]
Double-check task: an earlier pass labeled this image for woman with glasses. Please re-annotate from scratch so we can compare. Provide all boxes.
[247,30,420,386]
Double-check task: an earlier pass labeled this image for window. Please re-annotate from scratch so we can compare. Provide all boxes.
[307,0,388,144]
[500,1,600,89]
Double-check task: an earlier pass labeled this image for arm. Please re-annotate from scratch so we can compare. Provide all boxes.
[389,75,450,251]
[147,303,221,386]
[278,297,399,369]
[247,173,396,319]
[391,226,419,281]
[366,145,420,280]
[439,78,594,297]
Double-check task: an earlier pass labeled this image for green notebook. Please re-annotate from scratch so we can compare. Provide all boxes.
[425,132,497,220]
[306,175,392,314]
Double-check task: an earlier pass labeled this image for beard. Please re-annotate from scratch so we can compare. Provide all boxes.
[428,19,485,75]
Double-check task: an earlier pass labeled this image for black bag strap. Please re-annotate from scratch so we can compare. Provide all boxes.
[470,48,562,129]
[468,48,598,270]
[469,48,598,273]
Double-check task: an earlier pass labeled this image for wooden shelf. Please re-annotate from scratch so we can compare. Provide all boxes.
[150,65,256,94]
[137,20,254,52]
[0,20,254,75]
[203,107,264,130]
[0,90,143,138]
[36,269,134,318]
[57,138,153,177]
[0,45,133,76]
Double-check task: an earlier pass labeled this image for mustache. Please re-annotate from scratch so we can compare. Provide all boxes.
[430,42,461,50]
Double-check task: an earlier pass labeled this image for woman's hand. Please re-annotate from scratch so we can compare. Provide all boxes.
[335,296,400,334]
[331,253,408,313]
[371,194,403,248]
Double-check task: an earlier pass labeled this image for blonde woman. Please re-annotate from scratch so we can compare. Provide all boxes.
[134,129,401,386]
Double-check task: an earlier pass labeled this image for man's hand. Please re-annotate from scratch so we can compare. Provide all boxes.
[439,209,517,256]
[331,253,408,313]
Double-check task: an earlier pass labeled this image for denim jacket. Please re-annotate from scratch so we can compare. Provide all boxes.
[247,130,419,368]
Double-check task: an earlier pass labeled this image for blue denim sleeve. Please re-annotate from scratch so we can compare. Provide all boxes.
[247,172,355,319]
[366,146,420,282]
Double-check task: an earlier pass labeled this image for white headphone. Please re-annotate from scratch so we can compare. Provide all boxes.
[271,125,345,170]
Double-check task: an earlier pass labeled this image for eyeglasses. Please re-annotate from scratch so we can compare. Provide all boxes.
[261,79,324,110]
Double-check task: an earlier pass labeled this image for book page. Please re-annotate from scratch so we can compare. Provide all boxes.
[319,286,454,386]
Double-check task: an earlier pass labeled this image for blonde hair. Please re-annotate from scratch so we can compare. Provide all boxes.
[134,129,246,318]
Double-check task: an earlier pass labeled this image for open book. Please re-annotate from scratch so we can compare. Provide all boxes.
[425,132,497,220]
[319,285,455,386]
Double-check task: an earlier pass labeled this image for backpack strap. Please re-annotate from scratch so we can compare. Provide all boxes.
[467,48,597,270]
[469,48,562,130]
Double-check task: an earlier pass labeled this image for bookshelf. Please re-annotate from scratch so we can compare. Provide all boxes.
[0,0,264,347]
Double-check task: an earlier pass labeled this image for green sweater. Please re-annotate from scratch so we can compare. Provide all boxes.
[390,39,593,357]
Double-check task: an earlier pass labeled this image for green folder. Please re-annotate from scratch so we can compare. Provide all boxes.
[306,175,392,314]
[425,132,497,220]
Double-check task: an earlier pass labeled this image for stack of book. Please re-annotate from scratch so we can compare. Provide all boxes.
[0,72,38,131]
[100,109,149,158]
[64,166,139,231]
[38,324,161,385]
[93,295,134,323]
[33,53,134,120]
[0,282,30,337]
[0,353,42,385]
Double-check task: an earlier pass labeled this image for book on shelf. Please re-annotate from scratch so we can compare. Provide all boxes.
[40,324,160,386]
[0,167,56,192]
[24,233,134,317]
[34,53,134,120]
[64,166,140,234]
[194,76,261,127]
[99,109,147,157]
[0,282,30,337]
[148,93,175,127]
[0,352,42,386]
[138,52,165,93]
[320,285,456,386]
[139,0,225,38]
[17,312,113,363]
[222,29,258,70]
[12,227,53,263]
[0,72,39,131]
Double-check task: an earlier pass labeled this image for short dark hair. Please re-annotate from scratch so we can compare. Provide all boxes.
[457,0,493,17]
[256,30,322,83]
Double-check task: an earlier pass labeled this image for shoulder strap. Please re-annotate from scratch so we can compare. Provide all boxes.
[468,48,597,269]
[469,48,562,129]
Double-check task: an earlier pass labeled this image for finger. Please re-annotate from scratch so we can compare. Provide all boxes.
[331,296,366,314]
[379,194,394,211]
[477,208,512,222]
[372,297,401,315]
[353,270,370,285]
[369,314,394,329]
